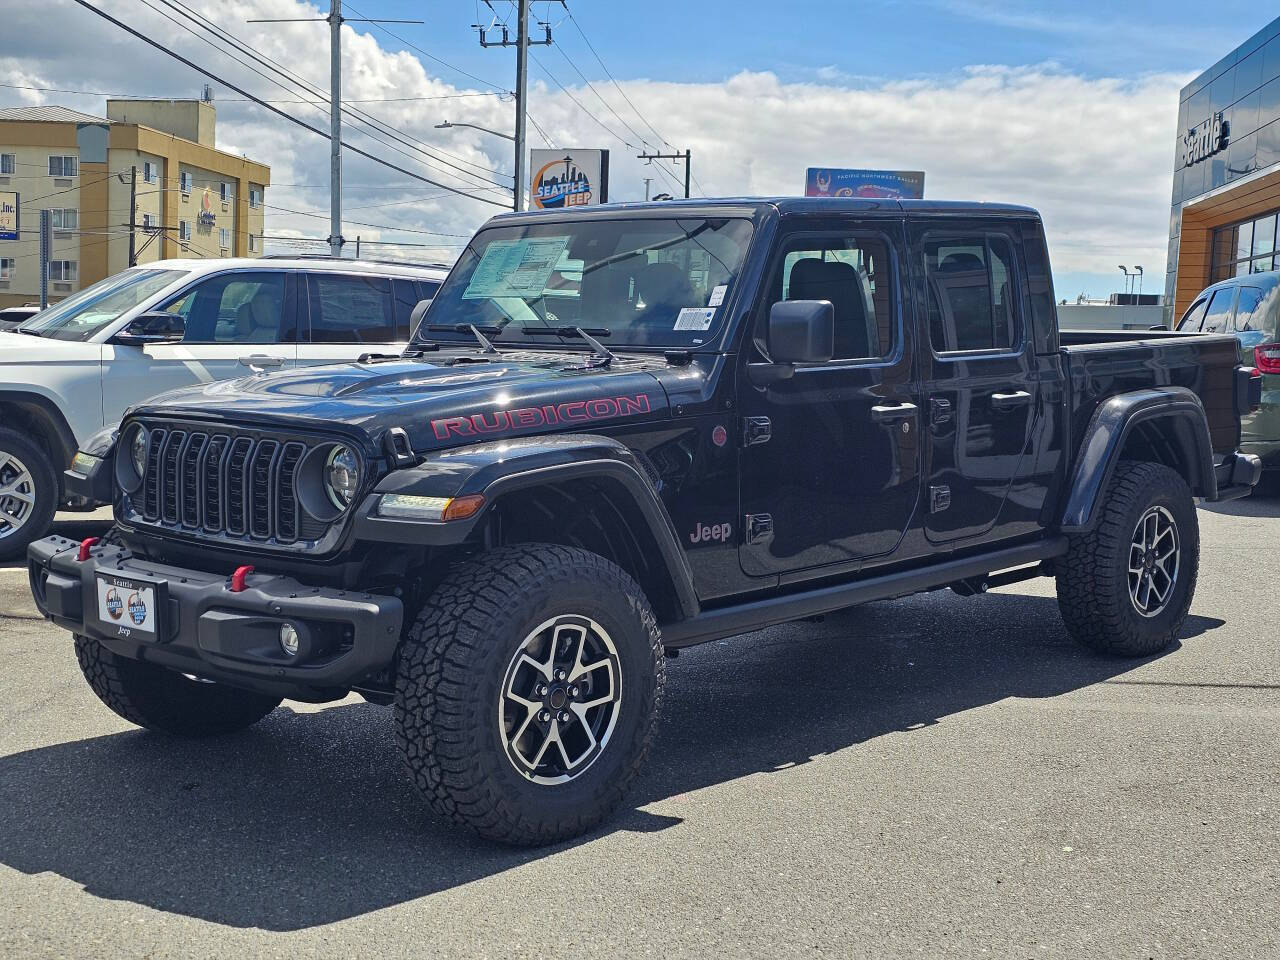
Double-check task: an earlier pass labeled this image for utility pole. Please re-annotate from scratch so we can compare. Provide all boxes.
[637,149,693,199]
[248,7,420,253]
[643,177,652,201]
[127,166,137,267]
[475,0,553,211]
[328,0,343,256]
[38,209,51,309]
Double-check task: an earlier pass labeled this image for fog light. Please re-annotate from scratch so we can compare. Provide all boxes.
[279,623,301,657]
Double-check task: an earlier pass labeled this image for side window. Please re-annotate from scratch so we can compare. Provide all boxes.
[307,273,396,343]
[1177,296,1209,331]
[1233,286,1265,332]
[1200,287,1235,334]
[767,233,894,361]
[160,272,288,344]
[924,235,1021,353]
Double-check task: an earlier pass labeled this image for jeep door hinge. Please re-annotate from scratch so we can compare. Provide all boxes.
[745,513,774,544]
[930,485,951,514]
[743,416,772,447]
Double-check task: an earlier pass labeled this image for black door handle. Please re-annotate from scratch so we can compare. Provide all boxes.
[870,402,919,423]
[990,390,1032,411]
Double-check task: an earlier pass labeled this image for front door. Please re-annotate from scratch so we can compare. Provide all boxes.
[913,224,1039,543]
[102,270,299,425]
[739,219,921,577]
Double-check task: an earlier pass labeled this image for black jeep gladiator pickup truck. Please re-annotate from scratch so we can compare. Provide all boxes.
[31,198,1262,844]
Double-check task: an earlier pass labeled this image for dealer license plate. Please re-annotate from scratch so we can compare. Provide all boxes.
[96,574,159,637]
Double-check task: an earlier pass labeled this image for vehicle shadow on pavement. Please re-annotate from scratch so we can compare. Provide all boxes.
[0,591,1216,931]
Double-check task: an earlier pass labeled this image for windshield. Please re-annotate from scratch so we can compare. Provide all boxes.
[19,268,188,341]
[414,216,755,348]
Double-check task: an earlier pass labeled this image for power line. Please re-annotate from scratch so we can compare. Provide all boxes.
[66,0,508,208]
[345,1,509,93]
[142,0,511,190]
[550,37,653,150]
[561,3,671,150]
[0,81,507,104]
[530,52,633,148]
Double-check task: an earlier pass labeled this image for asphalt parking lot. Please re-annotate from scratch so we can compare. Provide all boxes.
[0,499,1276,960]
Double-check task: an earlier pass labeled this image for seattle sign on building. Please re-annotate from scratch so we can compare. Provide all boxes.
[529,149,610,209]
[1181,112,1229,168]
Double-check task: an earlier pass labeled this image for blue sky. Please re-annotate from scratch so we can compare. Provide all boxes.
[6,0,1280,299]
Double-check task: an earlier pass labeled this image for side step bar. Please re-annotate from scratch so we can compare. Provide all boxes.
[661,537,1067,649]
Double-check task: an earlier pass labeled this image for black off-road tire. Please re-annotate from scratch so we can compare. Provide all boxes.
[0,427,59,562]
[395,543,664,846]
[74,633,282,736]
[1056,461,1199,657]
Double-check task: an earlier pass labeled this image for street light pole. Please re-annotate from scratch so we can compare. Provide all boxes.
[435,120,515,142]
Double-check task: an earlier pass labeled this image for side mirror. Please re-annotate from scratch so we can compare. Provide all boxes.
[768,300,834,363]
[114,311,185,345]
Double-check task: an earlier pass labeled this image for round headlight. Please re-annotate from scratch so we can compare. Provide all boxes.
[324,445,360,509]
[129,427,148,477]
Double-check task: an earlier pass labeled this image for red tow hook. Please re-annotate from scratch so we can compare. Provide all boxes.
[76,537,100,562]
[230,565,254,593]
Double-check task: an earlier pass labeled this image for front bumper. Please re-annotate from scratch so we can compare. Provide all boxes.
[28,536,404,699]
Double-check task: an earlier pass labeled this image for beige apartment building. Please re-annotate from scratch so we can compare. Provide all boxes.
[0,100,269,308]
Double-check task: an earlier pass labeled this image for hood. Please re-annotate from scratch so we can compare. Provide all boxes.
[0,330,100,364]
[131,349,677,453]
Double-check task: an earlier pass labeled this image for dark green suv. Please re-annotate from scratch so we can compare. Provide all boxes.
[1178,272,1280,477]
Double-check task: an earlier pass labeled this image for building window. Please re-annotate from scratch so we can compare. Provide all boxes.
[50,208,78,230]
[249,187,261,209]
[0,154,14,175]
[219,182,231,202]
[141,213,153,231]
[0,258,14,280]
[48,155,77,177]
[179,171,193,193]
[219,228,230,249]
[179,221,191,243]
[1210,210,1280,282]
[248,233,257,253]
[143,161,157,184]
[49,261,77,282]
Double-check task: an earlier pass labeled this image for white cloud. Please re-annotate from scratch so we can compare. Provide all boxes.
[1,0,1187,289]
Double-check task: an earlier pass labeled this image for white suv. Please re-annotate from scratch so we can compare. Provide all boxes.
[0,256,447,558]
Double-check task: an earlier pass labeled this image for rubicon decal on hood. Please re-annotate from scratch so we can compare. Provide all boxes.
[431,393,653,441]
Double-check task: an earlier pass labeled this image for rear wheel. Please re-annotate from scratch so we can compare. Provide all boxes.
[395,544,664,845]
[74,633,282,736]
[1056,461,1199,657]
[0,427,57,561]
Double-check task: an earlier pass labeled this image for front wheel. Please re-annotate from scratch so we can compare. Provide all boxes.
[74,634,282,736]
[1056,461,1199,657]
[0,427,58,561]
[395,544,664,845]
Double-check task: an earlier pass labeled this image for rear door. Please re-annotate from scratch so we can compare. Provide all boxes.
[297,274,437,366]
[913,221,1041,543]
[738,218,922,577]
[101,270,299,425]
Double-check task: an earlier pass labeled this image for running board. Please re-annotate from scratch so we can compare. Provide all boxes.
[661,537,1067,649]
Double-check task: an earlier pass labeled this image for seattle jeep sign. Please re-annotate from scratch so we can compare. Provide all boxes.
[1181,112,1228,168]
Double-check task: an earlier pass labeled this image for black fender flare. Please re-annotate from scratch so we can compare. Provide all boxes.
[352,433,700,621]
[1060,386,1216,533]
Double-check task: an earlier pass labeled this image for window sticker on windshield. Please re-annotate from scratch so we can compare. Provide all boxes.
[708,284,728,307]
[674,307,716,331]
[463,236,571,300]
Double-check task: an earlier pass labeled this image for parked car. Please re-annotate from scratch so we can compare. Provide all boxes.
[0,256,447,558]
[33,198,1259,845]
[0,306,41,329]
[1176,271,1279,478]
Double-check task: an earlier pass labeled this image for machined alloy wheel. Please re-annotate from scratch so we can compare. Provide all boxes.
[0,451,37,541]
[1128,505,1180,618]
[499,614,622,784]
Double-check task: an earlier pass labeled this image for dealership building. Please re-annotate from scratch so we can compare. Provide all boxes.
[0,99,268,308]
[1167,15,1280,319]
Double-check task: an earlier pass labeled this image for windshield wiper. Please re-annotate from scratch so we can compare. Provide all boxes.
[423,323,502,354]
[519,326,615,366]
[15,327,47,338]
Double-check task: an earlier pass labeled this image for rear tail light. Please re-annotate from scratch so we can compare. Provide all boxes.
[1256,343,1280,375]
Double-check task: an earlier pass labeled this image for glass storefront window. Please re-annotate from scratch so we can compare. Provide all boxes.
[1213,208,1280,281]
[1253,214,1277,255]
